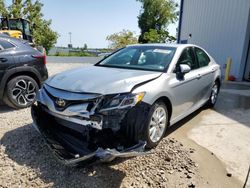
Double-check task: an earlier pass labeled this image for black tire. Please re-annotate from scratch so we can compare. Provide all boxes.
[122,101,169,149]
[206,81,220,108]
[143,102,168,148]
[3,76,39,109]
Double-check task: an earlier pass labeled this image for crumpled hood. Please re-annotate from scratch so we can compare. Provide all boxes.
[46,65,162,94]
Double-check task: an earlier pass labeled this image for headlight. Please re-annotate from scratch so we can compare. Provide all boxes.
[100,92,145,111]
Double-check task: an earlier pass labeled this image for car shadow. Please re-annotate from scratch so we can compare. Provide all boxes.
[165,107,204,137]
[0,104,15,113]
[0,124,125,188]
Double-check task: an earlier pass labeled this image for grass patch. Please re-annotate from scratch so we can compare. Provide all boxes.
[53,51,95,57]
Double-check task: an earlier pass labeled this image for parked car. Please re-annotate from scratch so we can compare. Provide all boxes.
[31,44,221,165]
[0,34,48,108]
[98,52,112,57]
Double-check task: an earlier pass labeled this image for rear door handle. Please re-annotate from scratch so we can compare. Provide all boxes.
[0,58,7,62]
[196,74,201,79]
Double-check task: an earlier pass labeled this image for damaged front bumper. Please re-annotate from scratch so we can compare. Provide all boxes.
[37,129,146,165]
[31,104,147,165]
[31,85,150,165]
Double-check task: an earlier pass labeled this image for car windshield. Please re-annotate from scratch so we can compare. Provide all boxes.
[96,46,176,72]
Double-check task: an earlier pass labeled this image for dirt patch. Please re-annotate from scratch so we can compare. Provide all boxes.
[115,138,199,188]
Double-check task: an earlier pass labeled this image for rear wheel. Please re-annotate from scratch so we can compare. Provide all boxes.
[207,81,220,108]
[3,76,38,109]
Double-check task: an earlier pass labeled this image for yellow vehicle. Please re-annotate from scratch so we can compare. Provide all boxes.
[0,17,45,54]
[0,17,33,43]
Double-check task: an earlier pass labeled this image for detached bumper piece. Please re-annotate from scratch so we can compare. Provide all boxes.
[31,104,146,166]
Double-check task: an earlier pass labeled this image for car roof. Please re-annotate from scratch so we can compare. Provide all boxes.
[127,43,199,50]
[0,34,38,53]
[0,33,12,39]
[0,34,28,45]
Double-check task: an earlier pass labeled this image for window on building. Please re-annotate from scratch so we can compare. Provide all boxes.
[195,48,210,67]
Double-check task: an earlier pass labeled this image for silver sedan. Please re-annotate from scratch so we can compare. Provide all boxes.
[32,44,221,164]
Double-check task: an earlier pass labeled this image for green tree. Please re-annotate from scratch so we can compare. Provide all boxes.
[137,0,178,43]
[0,0,8,17]
[106,29,138,49]
[9,0,23,18]
[32,19,58,51]
[0,0,58,51]
[143,29,176,43]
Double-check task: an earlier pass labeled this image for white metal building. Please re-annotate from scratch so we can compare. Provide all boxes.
[178,0,250,81]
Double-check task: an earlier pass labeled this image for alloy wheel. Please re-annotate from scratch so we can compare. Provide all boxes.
[211,84,219,104]
[149,106,167,143]
[11,79,37,106]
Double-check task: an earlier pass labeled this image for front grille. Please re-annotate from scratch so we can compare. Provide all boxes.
[43,85,99,111]
[44,89,82,110]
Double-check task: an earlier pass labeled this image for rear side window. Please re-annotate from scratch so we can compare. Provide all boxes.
[0,40,15,50]
[177,47,198,70]
[195,48,210,67]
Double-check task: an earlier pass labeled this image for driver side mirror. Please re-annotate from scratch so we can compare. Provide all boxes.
[175,63,191,80]
[179,64,191,74]
[175,63,191,74]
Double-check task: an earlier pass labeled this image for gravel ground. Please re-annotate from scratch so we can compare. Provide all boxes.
[0,62,200,188]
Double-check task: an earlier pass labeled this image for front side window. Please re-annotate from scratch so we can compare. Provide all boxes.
[195,48,210,67]
[23,20,31,35]
[97,46,176,72]
[176,47,198,70]
[0,40,15,50]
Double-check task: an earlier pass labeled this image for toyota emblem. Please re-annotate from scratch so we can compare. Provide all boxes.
[55,98,66,107]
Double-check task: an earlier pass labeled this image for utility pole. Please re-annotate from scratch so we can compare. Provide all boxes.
[68,32,72,48]
[69,32,72,44]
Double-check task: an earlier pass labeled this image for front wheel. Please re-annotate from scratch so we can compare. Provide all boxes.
[145,102,169,148]
[122,101,169,149]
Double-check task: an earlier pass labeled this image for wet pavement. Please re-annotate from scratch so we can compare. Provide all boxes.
[217,82,250,116]
[220,82,250,100]
[170,82,250,187]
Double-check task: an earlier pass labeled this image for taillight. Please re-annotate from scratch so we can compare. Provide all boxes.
[32,55,46,65]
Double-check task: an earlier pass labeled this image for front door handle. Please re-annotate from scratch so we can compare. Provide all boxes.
[196,74,201,79]
[0,58,7,62]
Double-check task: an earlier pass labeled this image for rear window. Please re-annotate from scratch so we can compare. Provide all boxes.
[0,40,15,50]
[195,47,210,67]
